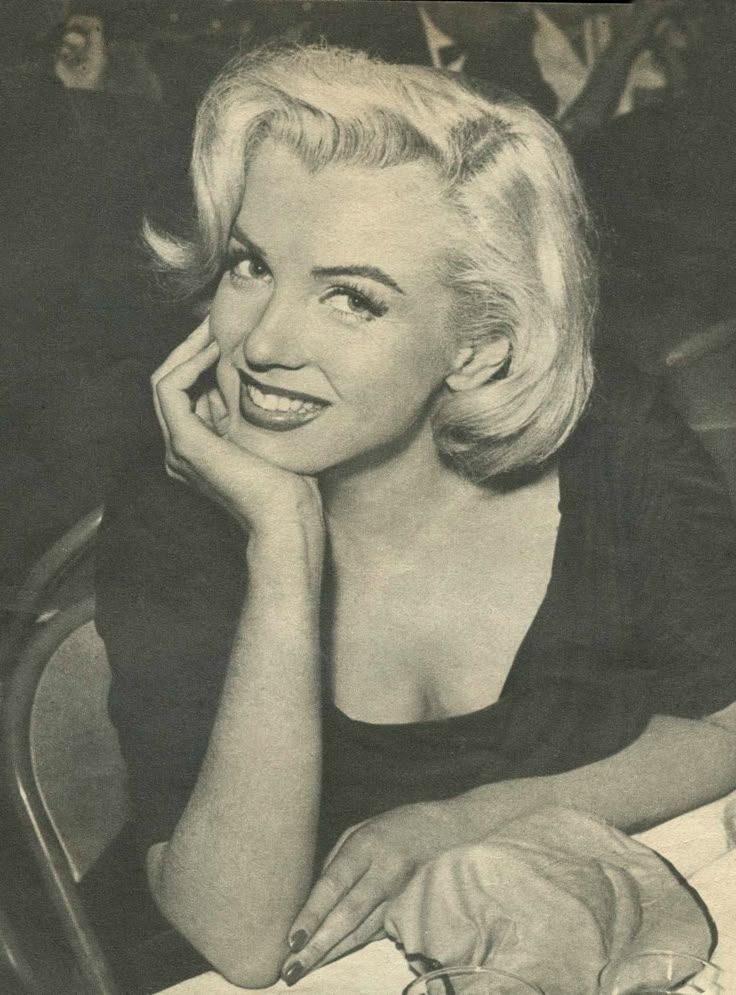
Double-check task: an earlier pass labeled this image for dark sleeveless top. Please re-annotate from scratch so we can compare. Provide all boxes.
[94,384,736,873]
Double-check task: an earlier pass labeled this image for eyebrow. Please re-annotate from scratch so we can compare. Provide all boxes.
[312,265,405,295]
[230,225,404,295]
[230,225,269,264]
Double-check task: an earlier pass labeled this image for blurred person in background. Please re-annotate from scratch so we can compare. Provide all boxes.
[0,9,193,616]
[576,0,736,509]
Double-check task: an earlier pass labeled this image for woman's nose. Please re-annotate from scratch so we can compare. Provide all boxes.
[242,296,307,370]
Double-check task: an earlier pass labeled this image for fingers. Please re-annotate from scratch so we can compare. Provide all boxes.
[320,819,372,872]
[207,387,230,437]
[151,318,212,389]
[283,918,386,986]
[288,851,372,953]
[151,318,215,446]
[155,340,220,470]
[315,921,386,970]
[282,872,389,984]
[193,387,229,436]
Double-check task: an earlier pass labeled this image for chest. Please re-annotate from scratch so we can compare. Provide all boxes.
[329,485,560,724]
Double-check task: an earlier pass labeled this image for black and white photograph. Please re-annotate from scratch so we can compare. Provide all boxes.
[1,2,736,993]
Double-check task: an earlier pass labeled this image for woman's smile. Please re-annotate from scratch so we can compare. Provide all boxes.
[238,369,329,432]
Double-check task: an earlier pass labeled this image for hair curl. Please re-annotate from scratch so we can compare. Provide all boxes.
[147,44,596,481]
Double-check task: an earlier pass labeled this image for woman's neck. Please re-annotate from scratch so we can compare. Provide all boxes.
[319,424,484,555]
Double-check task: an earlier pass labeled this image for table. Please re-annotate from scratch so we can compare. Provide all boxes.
[159,937,413,994]
[637,795,736,979]
[159,794,736,994]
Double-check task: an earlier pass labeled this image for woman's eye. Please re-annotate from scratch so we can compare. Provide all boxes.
[228,251,272,285]
[324,288,387,322]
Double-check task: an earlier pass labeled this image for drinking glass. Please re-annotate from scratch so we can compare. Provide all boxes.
[404,966,544,995]
[600,950,723,994]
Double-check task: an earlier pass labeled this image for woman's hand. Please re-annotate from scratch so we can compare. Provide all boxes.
[151,318,323,540]
[280,801,460,985]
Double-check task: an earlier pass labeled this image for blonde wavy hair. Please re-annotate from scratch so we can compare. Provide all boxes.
[147,44,596,482]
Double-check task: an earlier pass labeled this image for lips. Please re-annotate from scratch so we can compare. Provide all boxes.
[237,370,329,432]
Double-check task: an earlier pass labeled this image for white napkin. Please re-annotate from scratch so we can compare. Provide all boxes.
[385,807,714,995]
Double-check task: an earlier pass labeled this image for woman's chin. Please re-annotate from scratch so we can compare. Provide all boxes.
[226,420,334,477]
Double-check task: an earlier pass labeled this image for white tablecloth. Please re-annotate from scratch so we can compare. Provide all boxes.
[159,794,736,994]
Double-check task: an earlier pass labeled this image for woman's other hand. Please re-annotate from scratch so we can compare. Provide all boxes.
[54,15,108,91]
[280,801,459,985]
[151,318,323,541]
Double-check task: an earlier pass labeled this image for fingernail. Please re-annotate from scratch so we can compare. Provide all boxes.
[283,961,305,987]
[289,929,309,952]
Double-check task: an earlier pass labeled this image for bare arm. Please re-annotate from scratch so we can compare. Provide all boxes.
[449,711,736,836]
[146,322,326,987]
[148,527,323,987]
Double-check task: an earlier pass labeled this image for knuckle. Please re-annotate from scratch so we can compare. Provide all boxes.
[303,935,328,964]
[350,829,382,861]
[319,872,349,900]
[384,857,413,888]
[337,894,366,924]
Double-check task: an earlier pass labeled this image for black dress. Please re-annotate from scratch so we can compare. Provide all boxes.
[89,383,736,992]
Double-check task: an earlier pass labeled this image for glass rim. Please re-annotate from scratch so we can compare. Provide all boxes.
[404,964,545,994]
[602,949,719,971]
[598,948,721,991]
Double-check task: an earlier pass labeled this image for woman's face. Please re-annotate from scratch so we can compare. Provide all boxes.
[209,138,462,476]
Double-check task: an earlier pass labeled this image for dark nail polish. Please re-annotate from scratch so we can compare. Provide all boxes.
[289,929,309,952]
[283,961,305,987]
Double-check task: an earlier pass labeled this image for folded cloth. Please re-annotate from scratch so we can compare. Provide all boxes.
[384,807,714,995]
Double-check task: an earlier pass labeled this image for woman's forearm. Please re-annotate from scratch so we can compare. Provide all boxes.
[449,714,736,838]
[148,524,324,987]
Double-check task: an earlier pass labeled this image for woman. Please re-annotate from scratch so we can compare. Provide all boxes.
[94,45,736,990]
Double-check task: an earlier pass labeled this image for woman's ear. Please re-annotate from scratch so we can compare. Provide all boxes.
[446,335,510,391]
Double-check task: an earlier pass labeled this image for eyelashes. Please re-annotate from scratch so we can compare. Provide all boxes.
[320,282,388,322]
[223,248,389,324]
[225,247,272,286]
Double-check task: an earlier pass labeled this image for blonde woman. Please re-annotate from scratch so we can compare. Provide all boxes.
[93,45,736,991]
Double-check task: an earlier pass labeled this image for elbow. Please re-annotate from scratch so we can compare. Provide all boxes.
[155,885,286,987]
[147,844,287,989]
[211,959,282,991]
[198,933,284,992]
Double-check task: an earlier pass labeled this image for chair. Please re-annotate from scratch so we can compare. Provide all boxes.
[0,505,103,681]
[0,510,129,995]
[663,319,736,513]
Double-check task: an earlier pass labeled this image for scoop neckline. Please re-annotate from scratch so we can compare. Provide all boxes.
[326,693,507,731]
[323,460,567,733]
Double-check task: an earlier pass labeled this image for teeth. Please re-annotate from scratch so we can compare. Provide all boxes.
[247,384,319,415]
